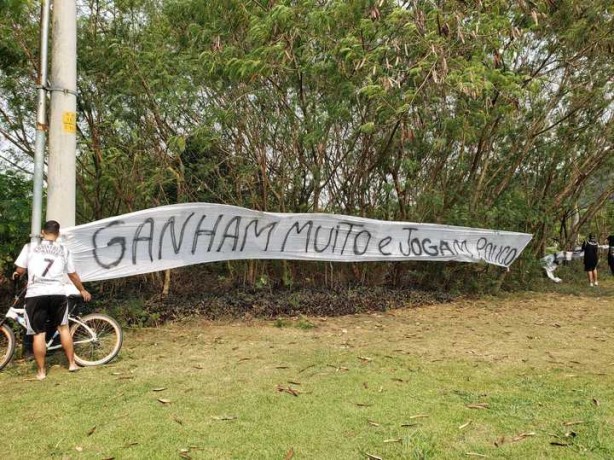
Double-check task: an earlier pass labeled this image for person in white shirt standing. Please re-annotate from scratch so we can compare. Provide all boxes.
[12,220,92,380]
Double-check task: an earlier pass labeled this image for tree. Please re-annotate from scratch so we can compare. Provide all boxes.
[0,0,612,291]
[0,171,32,275]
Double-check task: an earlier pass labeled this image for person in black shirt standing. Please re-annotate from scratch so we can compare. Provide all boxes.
[582,234,599,286]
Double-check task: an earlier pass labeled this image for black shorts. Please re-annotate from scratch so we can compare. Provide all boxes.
[24,295,68,335]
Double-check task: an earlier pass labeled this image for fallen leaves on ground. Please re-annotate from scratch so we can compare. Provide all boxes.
[326,364,349,372]
[494,431,536,446]
[562,420,584,426]
[511,432,536,442]
[276,385,300,396]
[466,403,489,409]
[211,415,238,421]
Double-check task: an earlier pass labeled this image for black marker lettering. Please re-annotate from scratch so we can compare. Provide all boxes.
[476,237,487,252]
[494,244,506,264]
[240,219,278,251]
[217,216,242,252]
[410,237,422,255]
[453,239,471,257]
[332,225,340,253]
[504,248,517,266]
[439,240,454,256]
[378,236,392,256]
[132,218,154,264]
[485,242,494,260]
[158,213,195,259]
[192,214,223,254]
[340,222,359,255]
[399,227,418,256]
[422,238,439,256]
[353,230,371,255]
[92,220,126,269]
[281,221,314,252]
[313,225,334,253]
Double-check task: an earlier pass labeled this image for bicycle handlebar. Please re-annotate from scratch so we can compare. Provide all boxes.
[12,277,25,301]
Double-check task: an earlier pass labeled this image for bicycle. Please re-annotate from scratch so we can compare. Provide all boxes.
[0,281,123,371]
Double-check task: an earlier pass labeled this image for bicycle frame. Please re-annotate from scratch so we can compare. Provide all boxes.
[66,316,100,347]
[2,279,123,369]
[3,282,99,352]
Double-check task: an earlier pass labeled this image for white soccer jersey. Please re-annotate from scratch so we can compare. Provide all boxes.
[15,240,76,297]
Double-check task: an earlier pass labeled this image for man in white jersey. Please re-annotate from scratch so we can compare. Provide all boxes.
[12,220,92,380]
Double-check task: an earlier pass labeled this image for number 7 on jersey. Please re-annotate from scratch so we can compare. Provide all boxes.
[42,258,55,277]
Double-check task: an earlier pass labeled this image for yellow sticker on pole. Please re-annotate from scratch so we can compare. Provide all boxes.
[62,112,76,133]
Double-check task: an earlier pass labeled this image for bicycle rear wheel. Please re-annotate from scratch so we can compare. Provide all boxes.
[0,323,16,371]
[70,314,123,366]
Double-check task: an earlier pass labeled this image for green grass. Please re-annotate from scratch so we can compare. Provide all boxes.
[1,281,613,459]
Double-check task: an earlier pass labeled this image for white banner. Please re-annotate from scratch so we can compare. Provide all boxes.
[61,203,533,282]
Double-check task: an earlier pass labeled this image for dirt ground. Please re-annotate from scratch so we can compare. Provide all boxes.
[195,280,611,382]
[155,277,614,381]
[310,290,614,371]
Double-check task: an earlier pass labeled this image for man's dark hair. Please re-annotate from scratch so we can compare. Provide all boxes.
[43,220,60,235]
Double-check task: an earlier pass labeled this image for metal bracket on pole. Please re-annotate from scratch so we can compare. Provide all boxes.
[45,85,78,97]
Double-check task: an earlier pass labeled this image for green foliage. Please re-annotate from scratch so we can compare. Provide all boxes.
[0,0,612,292]
[0,171,32,275]
[0,0,32,15]
[104,298,161,327]
[295,315,316,330]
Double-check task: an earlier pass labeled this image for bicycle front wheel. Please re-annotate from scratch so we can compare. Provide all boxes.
[0,323,16,371]
[70,314,123,366]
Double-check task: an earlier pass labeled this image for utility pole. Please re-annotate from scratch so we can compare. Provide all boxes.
[47,0,77,228]
[31,0,52,243]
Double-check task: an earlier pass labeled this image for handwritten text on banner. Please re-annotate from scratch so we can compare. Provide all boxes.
[61,203,533,282]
